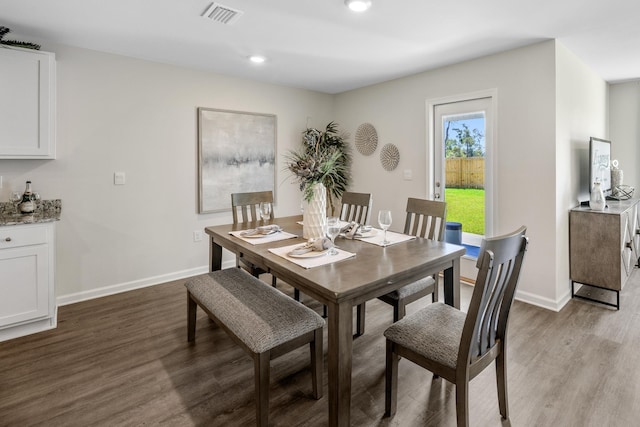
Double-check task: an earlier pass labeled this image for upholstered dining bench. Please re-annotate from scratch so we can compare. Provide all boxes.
[185,268,325,427]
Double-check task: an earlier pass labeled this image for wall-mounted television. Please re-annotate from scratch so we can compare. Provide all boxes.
[589,137,612,197]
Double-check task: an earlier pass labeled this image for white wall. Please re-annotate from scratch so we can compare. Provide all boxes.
[333,40,593,310]
[0,43,334,303]
[610,81,640,192]
[0,39,615,311]
[555,43,609,305]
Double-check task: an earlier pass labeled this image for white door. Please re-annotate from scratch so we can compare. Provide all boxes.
[429,94,495,246]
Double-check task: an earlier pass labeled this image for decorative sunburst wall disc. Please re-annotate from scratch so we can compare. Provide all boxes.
[355,123,378,155]
[380,143,400,171]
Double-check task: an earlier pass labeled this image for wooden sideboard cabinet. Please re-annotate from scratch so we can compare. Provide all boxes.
[569,199,640,309]
[0,46,56,159]
[0,222,56,341]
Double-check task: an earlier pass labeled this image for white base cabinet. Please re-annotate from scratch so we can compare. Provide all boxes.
[0,223,56,341]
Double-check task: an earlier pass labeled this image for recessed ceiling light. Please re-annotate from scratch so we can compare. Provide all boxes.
[249,55,266,64]
[345,0,372,12]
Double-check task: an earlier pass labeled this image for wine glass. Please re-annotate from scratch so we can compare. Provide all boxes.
[326,216,341,255]
[9,191,21,215]
[378,210,392,246]
[259,202,272,224]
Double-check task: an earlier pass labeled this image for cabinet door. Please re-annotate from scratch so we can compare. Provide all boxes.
[0,244,50,327]
[0,47,55,159]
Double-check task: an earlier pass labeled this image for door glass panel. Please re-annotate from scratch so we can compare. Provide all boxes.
[444,113,485,237]
[433,97,493,249]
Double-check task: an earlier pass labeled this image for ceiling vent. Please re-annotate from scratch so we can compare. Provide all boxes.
[201,3,244,25]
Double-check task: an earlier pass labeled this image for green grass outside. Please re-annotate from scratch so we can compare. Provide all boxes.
[445,188,485,235]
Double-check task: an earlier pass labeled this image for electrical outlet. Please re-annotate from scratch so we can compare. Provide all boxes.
[193,230,204,242]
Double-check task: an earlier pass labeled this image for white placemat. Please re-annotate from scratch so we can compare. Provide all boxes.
[269,243,356,269]
[230,229,298,245]
[355,228,415,247]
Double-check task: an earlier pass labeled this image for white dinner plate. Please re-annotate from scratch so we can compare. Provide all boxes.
[288,249,329,258]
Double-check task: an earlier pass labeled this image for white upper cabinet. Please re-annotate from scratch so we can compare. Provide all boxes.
[0,46,56,159]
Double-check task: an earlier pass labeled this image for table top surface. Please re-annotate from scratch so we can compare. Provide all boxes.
[205,215,466,305]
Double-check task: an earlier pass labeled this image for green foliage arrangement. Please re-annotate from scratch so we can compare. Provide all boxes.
[285,121,352,214]
[0,26,41,50]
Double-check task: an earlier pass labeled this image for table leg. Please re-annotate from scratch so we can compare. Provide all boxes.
[210,237,222,272]
[327,301,353,427]
[442,257,461,309]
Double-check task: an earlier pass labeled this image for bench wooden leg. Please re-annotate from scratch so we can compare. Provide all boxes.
[311,327,323,399]
[187,292,197,342]
[255,351,270,427]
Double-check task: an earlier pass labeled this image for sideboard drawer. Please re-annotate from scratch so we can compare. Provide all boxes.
[0,225,48,249]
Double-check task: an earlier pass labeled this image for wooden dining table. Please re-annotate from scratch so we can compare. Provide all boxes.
[204,215,465,427]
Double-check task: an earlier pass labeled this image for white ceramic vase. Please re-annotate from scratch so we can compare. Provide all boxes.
[589,181,606,211]
[303,182,327,240]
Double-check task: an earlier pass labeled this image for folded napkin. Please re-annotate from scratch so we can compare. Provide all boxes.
[240,225,282,237]
[340,222,373,239]
[288,237,334,256]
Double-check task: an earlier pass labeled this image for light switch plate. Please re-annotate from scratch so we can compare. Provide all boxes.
[114,172,126,185]
[403,169,413,180]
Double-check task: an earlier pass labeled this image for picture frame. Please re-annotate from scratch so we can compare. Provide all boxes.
[589,137,611,197]
[198,108,277,213]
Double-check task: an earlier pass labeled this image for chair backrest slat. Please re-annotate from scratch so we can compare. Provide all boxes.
[403,198,446,241]
[459,226,528,365]
[231,191,274,224]
[340,192,373,225]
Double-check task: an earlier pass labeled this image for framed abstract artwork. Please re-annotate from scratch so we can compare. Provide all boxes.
[198,108,276,213]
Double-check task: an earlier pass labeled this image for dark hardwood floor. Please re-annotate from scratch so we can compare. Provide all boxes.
[2,269,640,426]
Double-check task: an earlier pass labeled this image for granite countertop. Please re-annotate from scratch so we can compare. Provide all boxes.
[0,199,62,226]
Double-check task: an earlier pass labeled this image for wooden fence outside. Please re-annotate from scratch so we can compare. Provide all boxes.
[446,157,485,189]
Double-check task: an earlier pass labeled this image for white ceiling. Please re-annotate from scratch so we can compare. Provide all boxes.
[2,0,640,94]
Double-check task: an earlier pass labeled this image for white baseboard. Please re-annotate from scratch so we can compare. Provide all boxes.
[56,262,234,307]
[514,288,571,312]
[56,259,570,313]
[0,309,57,343]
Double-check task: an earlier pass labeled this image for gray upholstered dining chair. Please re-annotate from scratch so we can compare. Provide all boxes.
[356,198,446,336]
[231,191,277,288]
[384,226,528,427]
